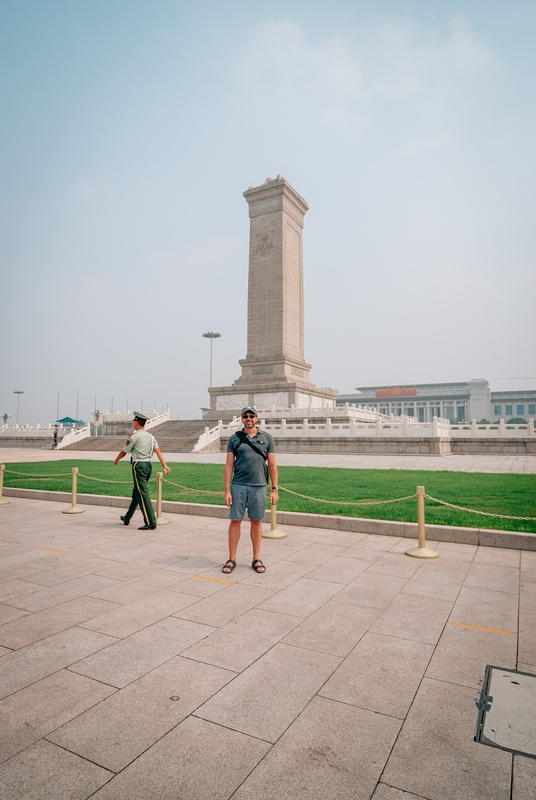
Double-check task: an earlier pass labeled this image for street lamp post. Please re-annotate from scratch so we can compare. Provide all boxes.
[202,332,221,388]
[13,391,24,425]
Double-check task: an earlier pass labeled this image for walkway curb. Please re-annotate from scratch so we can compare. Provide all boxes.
[3,487,535,551]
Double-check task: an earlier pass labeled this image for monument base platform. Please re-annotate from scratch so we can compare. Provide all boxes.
[205,382,337,420]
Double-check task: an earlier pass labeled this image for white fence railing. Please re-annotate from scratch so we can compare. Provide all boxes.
[101,410,170,430]
[450,419,535,438]
[56,424,92,449]
[0,424,72,438]
[193,414,452,452]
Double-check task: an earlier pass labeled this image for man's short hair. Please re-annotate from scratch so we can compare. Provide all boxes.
[241,406,257,416]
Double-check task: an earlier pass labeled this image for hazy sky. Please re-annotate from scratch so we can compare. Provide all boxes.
[1,0,535,425]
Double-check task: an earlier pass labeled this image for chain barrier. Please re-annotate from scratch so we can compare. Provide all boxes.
[5,469,72,478]
[3,467,535,522]
[424,494,536,522]
[163,477,221,496]
[278,486,416,506]
[77,473,133,485]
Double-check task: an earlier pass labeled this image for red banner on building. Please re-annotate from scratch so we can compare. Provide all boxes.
[376,387,418,398]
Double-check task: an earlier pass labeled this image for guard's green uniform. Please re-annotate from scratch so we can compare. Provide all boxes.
[123,429,158,526]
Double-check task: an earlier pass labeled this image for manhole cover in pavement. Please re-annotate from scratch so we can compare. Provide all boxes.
[475,665,536,758]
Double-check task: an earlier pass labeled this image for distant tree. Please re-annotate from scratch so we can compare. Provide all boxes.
[476,419,490,424]
[506,417,527,424]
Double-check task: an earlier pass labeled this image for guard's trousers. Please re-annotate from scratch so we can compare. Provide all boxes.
[125,461,156,526]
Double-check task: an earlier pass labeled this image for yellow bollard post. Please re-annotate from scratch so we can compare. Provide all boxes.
[62,467,85,514]
[406,486,438,559]
[0,464,10,505]
[156,471,170,525]
[262,502,287,539]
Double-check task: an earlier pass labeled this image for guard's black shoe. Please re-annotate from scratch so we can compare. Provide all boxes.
[138,524,157,530]
[120,516,130,526]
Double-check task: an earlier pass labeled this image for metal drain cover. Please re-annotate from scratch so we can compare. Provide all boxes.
[475,665,536,759]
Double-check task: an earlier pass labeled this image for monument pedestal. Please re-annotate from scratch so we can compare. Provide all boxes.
[206,176,337,419]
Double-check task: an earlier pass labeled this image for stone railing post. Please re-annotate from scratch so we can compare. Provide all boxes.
[529,419,535,438]
[432,417,439,436]
[376,418,382,435]
[326,418,332,436]
[471,419,477,437]
[499,418,506,437]
[303,418,309,432]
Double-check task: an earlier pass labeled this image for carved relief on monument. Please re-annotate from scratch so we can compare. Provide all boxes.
[216,394,249,411]
[291,367,307,378]
[253,365,273,375]
[255,231,274,258]
[296,392,310,409]
[248,196,283,218]
[254,392,289,410]
[310,395,324,408]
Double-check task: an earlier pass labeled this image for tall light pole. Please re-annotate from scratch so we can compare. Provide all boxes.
[202,332,221,388]
[14,391,24,425]
[56,390,60,421]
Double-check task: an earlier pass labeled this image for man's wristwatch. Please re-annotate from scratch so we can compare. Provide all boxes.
[272,486,279,490]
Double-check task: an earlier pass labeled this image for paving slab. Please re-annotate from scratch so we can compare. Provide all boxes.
[232,696,401,800]
[0,595,120,649]
[425,624,517,689]
[69,616,216,687]
[281,599,382,657]
[382,678,512,800]
[464,562,520,594]
[89,715,270,800]
[320,632,433,718]
[0,739,113,800]
[0,627,117,699]
[400,558,470,601]
[370,594,453,645]
[518,612,536,665]
[79,588,199,637]
[512,753,536,800]
[47,656,234,772]
[88,568,185,604]
[0,669,116,762]
[195,642,341,742]
[182,608,300,671]
[257,576,344,618]
[175,582,275,627]
[333,571,408,609]
[449,586,519,632]
[0,579,45,602]
[3,573,119,612]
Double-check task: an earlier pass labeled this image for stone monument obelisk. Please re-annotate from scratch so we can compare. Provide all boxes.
[206,176,337,418]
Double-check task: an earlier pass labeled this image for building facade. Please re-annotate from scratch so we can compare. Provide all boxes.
[338,379,536,423]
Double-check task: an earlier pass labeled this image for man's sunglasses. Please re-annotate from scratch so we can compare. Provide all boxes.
[242,413,256,419]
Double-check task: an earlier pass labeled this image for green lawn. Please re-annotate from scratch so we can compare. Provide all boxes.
[3,460,536,533]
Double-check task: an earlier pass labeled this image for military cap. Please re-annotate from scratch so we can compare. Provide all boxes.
[133,412,150,422]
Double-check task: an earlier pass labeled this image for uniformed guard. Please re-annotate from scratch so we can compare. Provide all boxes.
[113,412,170,530]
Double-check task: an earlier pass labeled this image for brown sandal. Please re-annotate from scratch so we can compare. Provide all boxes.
[222,559,236,574]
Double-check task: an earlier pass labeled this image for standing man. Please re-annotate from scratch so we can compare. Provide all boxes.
[223,406,278,574]
[52,424,59,449]
[114,412,170,530]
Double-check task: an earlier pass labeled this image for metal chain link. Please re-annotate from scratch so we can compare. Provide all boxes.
[424,494,536,522]
[278,486,416,506]
[77,473,133,485]
[163,477,221,496]
[5,469,72,477]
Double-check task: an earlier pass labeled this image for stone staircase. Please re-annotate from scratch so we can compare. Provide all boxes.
[63,419,226,453]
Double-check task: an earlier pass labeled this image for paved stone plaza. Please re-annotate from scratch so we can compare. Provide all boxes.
[1,496,535,799]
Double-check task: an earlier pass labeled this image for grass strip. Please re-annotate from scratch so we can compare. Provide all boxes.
[3,460,536,533]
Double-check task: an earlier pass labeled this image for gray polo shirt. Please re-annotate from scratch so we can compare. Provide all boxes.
[227,429,275,486]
